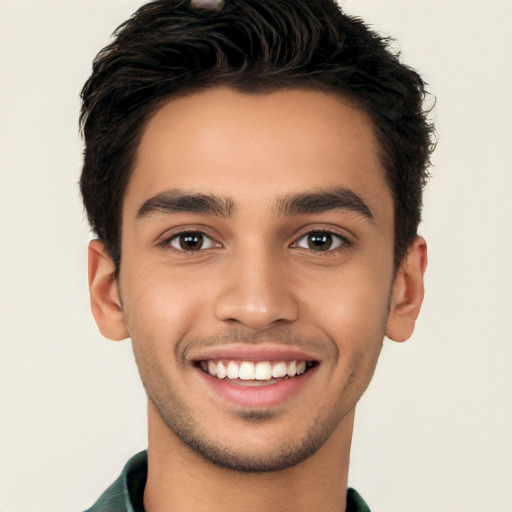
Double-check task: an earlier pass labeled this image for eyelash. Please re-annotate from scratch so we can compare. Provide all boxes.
[159,230,219,252]
[292,230,351,253]
[159,229,351,255]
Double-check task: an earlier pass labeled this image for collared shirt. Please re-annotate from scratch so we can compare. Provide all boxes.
[85,451,371,512]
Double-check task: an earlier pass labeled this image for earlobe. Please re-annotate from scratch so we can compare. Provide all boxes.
[386,236,428,343]
[88,239,129,341]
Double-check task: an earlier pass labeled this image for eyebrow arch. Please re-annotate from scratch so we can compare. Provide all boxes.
[137,189,234,219]
[275,187,375,222]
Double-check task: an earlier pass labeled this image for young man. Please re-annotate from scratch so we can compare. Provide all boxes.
[81,0,434,510]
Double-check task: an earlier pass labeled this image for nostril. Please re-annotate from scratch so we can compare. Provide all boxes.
[214,269,300,330]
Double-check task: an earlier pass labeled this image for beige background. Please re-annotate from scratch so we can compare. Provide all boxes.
[0,0,511,510]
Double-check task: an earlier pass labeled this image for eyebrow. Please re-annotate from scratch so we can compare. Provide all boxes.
[275,188,375,222]
[136,187,375,223]
[137,190,234,219]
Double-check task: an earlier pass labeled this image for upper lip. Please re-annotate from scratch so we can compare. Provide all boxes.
[187,344,320,363]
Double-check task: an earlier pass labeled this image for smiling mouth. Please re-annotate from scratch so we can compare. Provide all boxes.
[198,359,316,386]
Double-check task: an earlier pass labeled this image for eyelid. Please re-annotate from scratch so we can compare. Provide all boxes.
[290,228,352,251]
[157,226,223,252]
[170,232,213,251]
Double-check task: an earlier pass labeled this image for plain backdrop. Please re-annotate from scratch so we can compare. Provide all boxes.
[0,0,511,511]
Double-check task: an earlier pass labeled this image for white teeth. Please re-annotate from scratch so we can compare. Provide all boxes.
[271,361,287,378]
[207,360,217,376]
[226,361,239,379]
[216,361,227,379]
[203,359,311,381]
[239,361,255,380]
[287,360,297,377]
[254,361,272,380]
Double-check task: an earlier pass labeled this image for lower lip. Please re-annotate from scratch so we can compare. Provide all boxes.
[197,367,317,408]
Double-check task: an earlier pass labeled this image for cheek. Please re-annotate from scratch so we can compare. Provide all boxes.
[302,263,392,350]
[119,260,210,349]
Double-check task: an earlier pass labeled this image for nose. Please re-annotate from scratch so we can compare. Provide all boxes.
[214,244,299,331]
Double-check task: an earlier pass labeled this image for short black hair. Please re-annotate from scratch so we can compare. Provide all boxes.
[80,0,435,269]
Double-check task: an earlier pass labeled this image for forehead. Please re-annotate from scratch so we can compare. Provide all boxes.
[125,87,391,219]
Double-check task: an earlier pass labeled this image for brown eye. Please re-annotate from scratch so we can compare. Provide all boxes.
[296,231,344,252]
[170,232,212,251]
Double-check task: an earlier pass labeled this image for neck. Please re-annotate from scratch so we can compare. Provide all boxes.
[143,402,354,512]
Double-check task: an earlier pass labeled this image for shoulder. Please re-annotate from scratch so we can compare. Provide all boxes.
[84,451,148,512]
[346,487,372,512]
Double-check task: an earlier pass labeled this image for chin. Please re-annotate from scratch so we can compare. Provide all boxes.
[151,395,345,473]
[175,426,328,473]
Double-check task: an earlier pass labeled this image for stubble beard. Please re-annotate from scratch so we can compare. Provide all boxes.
[141,342,384,474]
[148,391,345,473]
[134,315,388,474]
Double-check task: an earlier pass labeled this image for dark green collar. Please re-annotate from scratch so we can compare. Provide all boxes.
[85,451,371,512]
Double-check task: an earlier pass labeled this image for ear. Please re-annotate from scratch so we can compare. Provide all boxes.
[386,236,428,342]
[88,239,129,341]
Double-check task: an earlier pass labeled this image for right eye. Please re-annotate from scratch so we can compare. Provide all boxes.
[168,232,214,251]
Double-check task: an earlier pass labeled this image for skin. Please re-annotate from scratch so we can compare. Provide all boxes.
[88,87,427,512]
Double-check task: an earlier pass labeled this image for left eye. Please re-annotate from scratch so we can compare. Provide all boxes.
[169,232,214,251]
[295,231,346,252]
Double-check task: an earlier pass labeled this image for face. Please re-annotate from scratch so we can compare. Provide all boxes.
[92,87,416,472]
